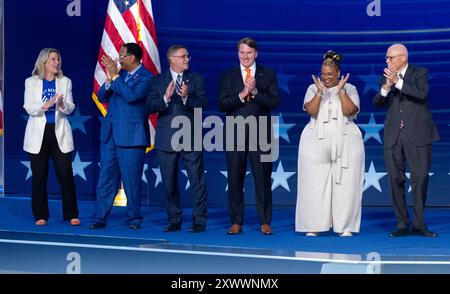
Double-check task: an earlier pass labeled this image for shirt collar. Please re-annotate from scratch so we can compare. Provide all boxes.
[399,64,408,78]
[240,62,256,73]
[127,63,142,76]
[170,68,184,81]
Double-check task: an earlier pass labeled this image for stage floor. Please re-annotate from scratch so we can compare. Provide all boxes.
[1,196,449,274]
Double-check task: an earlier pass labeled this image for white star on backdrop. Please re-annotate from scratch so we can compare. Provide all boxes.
[72,152,91,181]
[358,112,384,144]
[21,161,32,180]
[274,112,296,144]
[364,161,387,192]
[67,108,91,135]
[405,172,434,193]
[141,164,148,183]
[181,169,207,190]
[358,66,380,95]
[152,166,162,188]
[220,171,251,191]
[277,66,296,94]
[271,161,296,192]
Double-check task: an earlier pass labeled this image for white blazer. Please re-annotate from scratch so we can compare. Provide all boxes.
[23,75,75,154]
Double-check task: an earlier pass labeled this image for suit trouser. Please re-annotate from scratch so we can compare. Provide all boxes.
[384,129,432,230]
[226,149,272,226]
[94,135,145,225]
[157,150,208,226]
[28,123,78,221]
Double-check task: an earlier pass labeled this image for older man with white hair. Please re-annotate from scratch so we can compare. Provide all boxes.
[374,44,440,237]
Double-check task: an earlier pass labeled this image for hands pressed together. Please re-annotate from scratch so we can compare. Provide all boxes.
[382,67,400,90]
[101,54,119,82]
[42,93,64,111]
[240,76,257,101]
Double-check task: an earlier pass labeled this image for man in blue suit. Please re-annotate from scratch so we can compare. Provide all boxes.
[90,43,152,230]
[147,45,208,233]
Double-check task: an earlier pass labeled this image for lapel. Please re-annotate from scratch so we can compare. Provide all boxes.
[403,64,414,83]
[255,65,264,87]
[233,66,245,90]
[35,77,43,102]
[55,77,62,95]
[123,66,144,86]
[182,70,191,86]
[163,70,172,88]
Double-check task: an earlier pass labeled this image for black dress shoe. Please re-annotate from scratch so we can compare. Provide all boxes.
[389,228,409,237]
[129,223,141,230]
[164,223,181,232]
[411,227,438,237]
[89,222,106,229]
[189,224,206,233]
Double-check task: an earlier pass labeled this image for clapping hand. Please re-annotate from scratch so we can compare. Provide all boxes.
[383,67,398,89]
[244,76,256,100]
[177,81,189,98]
[337,73,350,91]
[101,54,119,81]
[164,80,176,102]
[311,75,325,95]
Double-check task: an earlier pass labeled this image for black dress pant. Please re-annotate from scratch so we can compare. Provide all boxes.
[28,123,78,221]
[384,129,432,230]
[157,150,208,226]
[226,149,272,226]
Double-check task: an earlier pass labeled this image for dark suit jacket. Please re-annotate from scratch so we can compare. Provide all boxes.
[146,70,208,152]
[218,65,280,148]
[373,64,439,148]
[97,65,152,147]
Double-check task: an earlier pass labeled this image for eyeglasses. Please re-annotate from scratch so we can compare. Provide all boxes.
[171,54,191,61]
[119,54,132,59]
[385,54,403,61]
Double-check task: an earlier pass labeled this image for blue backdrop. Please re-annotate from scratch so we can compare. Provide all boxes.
[4,0,450,206]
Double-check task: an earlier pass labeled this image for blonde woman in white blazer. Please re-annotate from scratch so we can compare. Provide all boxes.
[23,48,79,226]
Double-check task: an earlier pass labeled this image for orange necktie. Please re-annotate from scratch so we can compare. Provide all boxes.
[245,68,251,81]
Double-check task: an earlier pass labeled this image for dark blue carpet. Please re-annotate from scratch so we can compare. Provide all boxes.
[1,196,449,256]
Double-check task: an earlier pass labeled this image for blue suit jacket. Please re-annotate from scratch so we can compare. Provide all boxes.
[97,65,152,147]
[146,70,208,152]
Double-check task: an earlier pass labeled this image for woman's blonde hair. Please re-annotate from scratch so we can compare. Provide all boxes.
[32,48,63,79]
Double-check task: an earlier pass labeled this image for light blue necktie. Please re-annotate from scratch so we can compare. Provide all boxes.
[125,72,132,82]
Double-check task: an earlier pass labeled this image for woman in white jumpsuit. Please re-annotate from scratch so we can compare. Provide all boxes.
[295,51,365,237]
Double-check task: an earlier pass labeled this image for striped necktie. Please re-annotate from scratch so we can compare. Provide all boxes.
[176,74,182,93]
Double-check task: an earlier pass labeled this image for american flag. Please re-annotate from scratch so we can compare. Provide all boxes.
[92,0,161,148]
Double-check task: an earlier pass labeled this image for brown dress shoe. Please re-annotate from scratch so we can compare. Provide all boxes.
[261,224,273,235]
[227,224,242,234]
[35,219,47,226]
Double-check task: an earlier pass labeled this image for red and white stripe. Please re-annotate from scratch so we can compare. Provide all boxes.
[92,0,160,147]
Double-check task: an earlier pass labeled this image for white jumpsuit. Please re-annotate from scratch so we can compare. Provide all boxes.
[295,83,365,233]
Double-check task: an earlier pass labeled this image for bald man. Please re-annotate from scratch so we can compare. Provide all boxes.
[374,44,439,237]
